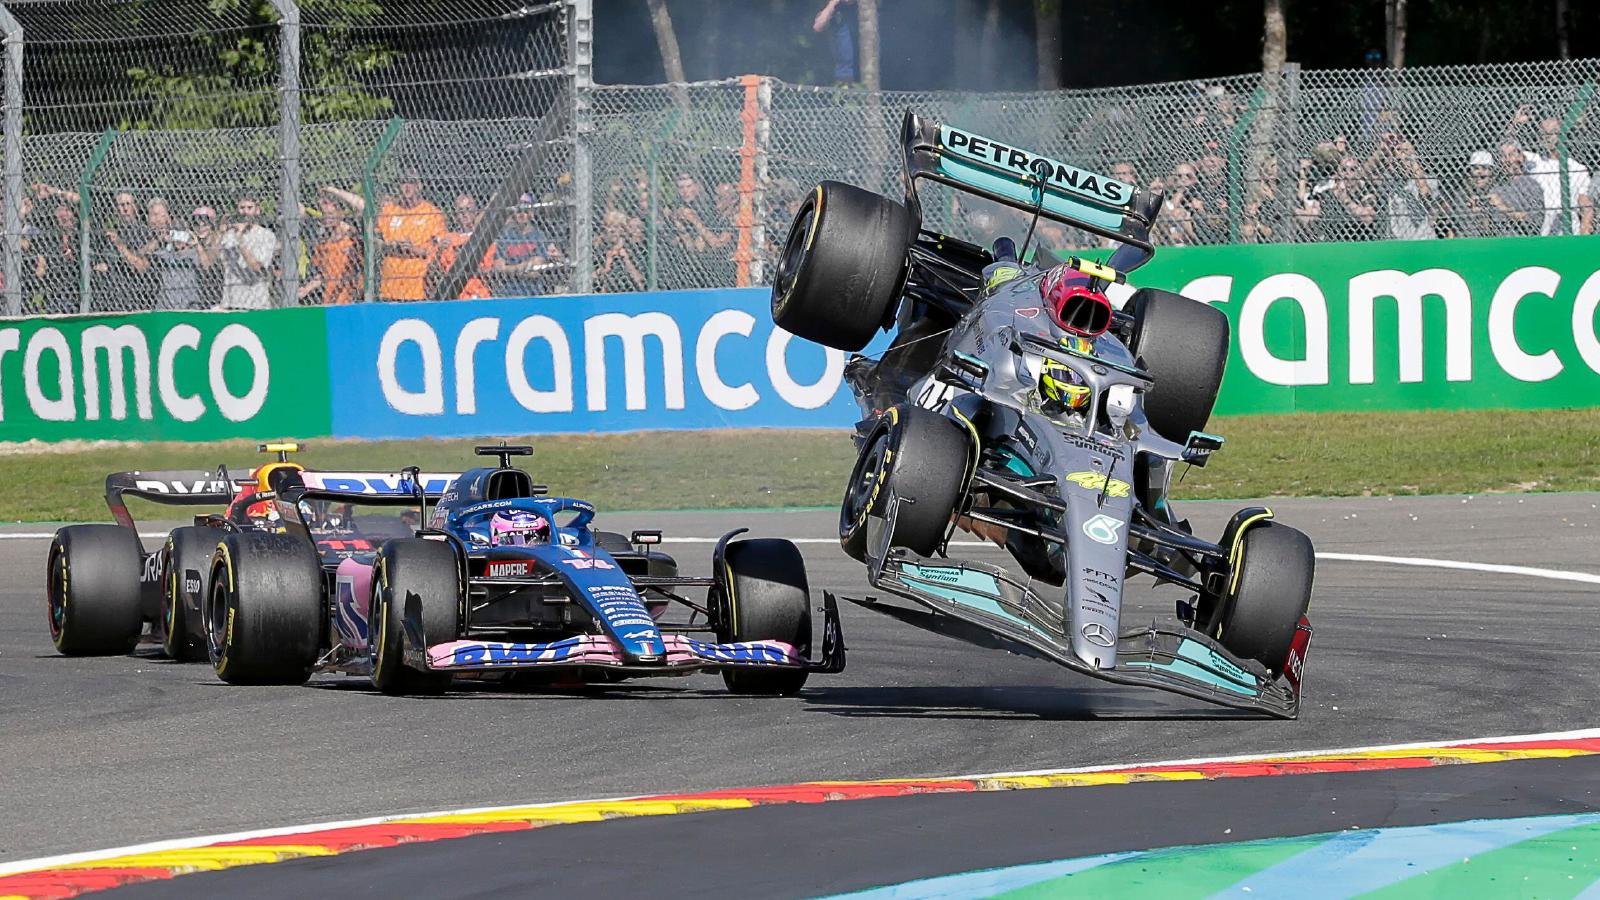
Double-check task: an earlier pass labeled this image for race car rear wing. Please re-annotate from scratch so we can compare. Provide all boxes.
[899,111,1159,259]
[290,471,461,508]
[105,469,251,532]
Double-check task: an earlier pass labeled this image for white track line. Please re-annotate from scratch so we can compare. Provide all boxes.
[1,726,1596,879]
[2,533,1597,585]
[1316,551,1600,586]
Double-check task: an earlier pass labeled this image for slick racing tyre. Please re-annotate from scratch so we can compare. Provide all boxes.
[596,531,678,579]
[371,539,462,696]
[771,180,913,352]
[207,532,322,685]
[161,527,216,662]
[1129,288,1230,444]
[1218,521,1315,675]
[594,531,634,556]
[45,524,144,656]
[840,405,970,561]
[717,538,811,696]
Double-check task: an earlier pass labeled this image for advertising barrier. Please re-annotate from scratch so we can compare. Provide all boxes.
[324,289,877,438]
[2,235,1598,444]
[0,308,329,443]
[1136,235,1600,414]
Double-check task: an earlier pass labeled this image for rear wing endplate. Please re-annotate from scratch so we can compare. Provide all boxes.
[900,111,1159,258]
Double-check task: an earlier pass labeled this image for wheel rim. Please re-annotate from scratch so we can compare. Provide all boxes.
[205,574,229,665]
[163,549,179,647]
[841,427,891,537]
[46,545,66,641]
[772,203,814,314]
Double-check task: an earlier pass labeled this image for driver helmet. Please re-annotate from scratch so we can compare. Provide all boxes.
[1038,348,1092,413]
[1039,265,1113,337]
[241,461,304,521]
[489,510,550,546]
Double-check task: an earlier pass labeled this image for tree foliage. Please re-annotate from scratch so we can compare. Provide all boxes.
[116,0,396,130]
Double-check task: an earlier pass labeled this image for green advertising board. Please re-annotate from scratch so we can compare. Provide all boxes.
[1132,234,1600,414]
[0,308,330,443]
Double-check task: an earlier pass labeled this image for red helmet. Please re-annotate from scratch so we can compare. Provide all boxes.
[1040,265,1113,337]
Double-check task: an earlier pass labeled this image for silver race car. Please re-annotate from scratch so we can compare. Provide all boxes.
[771,112,1314,718]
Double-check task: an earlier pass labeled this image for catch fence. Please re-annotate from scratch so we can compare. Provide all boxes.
[0,8,1593,314]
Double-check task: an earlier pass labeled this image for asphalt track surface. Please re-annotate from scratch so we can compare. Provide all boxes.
[3,493,1599,885]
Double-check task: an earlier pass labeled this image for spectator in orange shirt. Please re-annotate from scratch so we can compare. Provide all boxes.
[428,193,496,300]
[374,171,443,301]
[299,189,362,305]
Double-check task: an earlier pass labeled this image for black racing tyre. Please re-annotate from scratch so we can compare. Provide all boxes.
[371,538,462,696]
[161,527,216,662]
[771,180,913,352]
[1219,522,1315,675]
[1129,287,1230,444]
[840,405,970,561]
[594,531,634,556]
[206,532,322,685]
[45,525,144,656]
[717,538,811,696]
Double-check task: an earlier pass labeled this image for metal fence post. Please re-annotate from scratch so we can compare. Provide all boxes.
[0,4,21,316]
[750,76,772,285]
[569,0,593,294]
[361,117,403,303]
[76,129,117,314]
[1279,63,1302,240]
[1557,79,1595,235]
[269,0,302,308]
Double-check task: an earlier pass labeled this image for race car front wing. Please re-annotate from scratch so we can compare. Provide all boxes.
[853,546,1305,719]
[400,592,846,676]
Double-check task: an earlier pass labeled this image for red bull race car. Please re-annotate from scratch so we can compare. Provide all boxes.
[203,445,845,695]
[45,442,314,661]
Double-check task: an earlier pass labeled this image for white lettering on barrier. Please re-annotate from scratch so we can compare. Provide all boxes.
[453,317,499,415]
[1573,270,1600,376]
[377,319,443,416]
[1488,266,1563,383]
[1177,274,1233,307]
[0,329,16,420]
[24,327,74,421]
[1238,273,1329,386]
[81,324,152,421]
[157,324,205,422]
[695,309,758,410]
[766,328,845,409]
[1348,269,1472,384]
[1,322,270,426]
[584,312,685,412]
[506,315,572,412]
[209,324,270,422]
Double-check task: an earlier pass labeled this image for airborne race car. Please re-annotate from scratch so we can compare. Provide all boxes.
[45,443,309,662]
[203,446,844,695]
[772,112,1314,717]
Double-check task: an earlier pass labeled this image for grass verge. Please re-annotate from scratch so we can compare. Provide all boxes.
[4,409,1598,523]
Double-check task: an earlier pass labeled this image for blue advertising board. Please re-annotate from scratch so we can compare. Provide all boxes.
[324,288,885,438]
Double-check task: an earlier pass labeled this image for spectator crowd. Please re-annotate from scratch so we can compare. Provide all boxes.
[1135,98,1595,247]
[10,171,572,311]
[8,99,1596,313]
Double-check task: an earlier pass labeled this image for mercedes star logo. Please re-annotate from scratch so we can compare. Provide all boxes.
[1081,622,1115,647]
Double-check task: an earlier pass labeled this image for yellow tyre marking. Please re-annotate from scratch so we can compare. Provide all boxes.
[802,184,823,252]
[1227,509,1275,597]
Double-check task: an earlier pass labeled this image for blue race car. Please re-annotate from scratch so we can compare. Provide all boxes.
[202,445,844,696]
